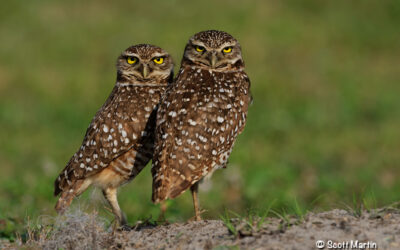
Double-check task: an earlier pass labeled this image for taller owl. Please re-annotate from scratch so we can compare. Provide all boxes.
[152,30,251,220]
[54,44,174,225]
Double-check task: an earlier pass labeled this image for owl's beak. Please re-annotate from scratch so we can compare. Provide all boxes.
[210,54,218,68]
[142,65,149,78]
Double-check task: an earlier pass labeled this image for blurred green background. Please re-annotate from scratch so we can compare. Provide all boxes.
[1,0,400,227]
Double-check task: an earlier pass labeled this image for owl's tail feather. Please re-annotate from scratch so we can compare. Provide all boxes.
[152,175,192,203]
[54,179,85,214]
[169,180,191,199]
[55,191,75,214]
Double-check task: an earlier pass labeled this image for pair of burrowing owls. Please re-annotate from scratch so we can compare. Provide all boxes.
[54,30,251,225]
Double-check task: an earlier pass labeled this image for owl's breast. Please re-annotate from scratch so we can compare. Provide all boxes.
[162,69,246,163]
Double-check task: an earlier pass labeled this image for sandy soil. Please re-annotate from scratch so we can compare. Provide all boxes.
[3,207,400,249]
[112,208,400,250]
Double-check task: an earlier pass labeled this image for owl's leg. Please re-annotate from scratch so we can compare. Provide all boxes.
[190,182,201,221]
[102,187,127,226]
[157,201,168,222]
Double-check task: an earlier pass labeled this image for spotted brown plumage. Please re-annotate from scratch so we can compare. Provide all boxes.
[151,30,251,220]
[54,44,174,225]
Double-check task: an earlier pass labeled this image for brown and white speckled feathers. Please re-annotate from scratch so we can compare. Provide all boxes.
[54,44,174,224]
[191,30,237,49]
[54,85,165,195]
[152,30,251,203]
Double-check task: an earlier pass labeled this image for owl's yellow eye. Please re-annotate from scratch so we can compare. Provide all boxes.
[153,57,164,64]
[195,46,205,52]
[127,57,137,65]
[222,47,232,53]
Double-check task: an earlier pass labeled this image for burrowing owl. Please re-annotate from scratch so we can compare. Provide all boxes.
[54,44,174,225]
[152,30,251,220]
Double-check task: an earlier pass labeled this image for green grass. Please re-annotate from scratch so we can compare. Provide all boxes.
[220,210,239,237]
[220,203,278,238]
[1,0,400,239]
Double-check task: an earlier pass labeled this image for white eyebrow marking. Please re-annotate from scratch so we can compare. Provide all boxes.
[191,40,235,50]
[191,41,207,48]
[151,52,167,58]
[218,42,235,49]
[123,52,139,57]
[116,82,168,87]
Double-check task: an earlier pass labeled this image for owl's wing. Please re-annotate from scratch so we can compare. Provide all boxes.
[54,86,152,195]
[238,73,251,133]
[152,69,251,202]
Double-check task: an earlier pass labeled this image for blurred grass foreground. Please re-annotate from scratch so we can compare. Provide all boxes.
[0,0,400,235]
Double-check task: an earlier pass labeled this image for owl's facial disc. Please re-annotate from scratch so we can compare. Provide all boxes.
[186,41,242,69]
[118,51,173,83]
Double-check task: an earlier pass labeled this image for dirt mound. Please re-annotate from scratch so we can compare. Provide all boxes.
[114,208,400,249]
[4,207,400,249]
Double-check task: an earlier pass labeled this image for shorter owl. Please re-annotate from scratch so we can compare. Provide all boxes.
[54,44,174,225]
[152,30,251,220]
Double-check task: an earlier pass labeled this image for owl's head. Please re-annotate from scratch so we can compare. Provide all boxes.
[116,44,174,84]
[182,30,244,71]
